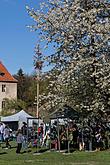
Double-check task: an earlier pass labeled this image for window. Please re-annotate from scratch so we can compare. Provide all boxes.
[0,72,5,76]
[2,84,6,92]
[2,100,6,109]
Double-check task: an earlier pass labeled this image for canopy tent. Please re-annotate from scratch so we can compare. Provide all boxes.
[1,110,34,130]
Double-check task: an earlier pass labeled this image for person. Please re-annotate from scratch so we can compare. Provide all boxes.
[95,131,102,151]
[38,124,44,146]
[3,125,11,149]
[78,129,84,151]
[43,133,50,148]
[0,123,2,142]
[21,122,27,150]
[0,122,5,142]
[72,126,79,149]
[16,129,23,154]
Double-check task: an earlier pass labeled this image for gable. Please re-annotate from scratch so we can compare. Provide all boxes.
[0,61,17,83]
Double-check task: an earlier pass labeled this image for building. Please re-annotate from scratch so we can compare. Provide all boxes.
[0,61,17,113]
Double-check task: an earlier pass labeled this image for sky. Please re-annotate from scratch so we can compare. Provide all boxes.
[0,0,46,75]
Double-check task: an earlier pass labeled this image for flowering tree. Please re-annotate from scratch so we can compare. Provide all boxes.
[27,0,110,118]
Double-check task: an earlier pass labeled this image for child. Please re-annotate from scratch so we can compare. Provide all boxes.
[16,129,23,154]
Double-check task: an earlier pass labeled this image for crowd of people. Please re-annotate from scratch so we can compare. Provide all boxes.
[49,120,110,152]
[0,122,28,153]
[0,120,110,154]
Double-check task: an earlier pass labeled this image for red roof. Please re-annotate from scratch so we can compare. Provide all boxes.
[0,61,17,82]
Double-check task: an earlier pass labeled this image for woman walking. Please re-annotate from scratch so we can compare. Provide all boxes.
[16,129,23,154]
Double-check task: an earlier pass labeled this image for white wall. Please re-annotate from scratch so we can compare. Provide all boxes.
[0,82,17,112]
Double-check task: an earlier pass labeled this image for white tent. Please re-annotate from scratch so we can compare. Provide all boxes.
[1,110,34,128]
[1,110,43,130]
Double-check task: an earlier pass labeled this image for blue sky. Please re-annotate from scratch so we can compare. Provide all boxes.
[0,0,45,75]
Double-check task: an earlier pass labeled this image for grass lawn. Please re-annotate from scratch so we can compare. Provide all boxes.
[0,142,110,165]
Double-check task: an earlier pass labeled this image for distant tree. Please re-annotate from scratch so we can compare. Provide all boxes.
[14,68,25,100]
[13,69,36,105]
[1,98,27,116]
[13,68,50,116]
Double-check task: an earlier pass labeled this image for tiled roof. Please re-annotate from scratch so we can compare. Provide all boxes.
[0,61,17,82]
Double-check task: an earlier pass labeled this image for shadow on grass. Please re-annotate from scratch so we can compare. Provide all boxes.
[34,148,49,153]
[0,152,7,155]
[65,149,75,153]
[20,150,32,154]
[10,146,17,149]
[2,146,17,149]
